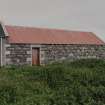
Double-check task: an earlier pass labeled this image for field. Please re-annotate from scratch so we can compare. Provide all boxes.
[0,59,105,105]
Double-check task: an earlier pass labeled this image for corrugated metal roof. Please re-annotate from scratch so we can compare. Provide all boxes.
[5,25,105,45]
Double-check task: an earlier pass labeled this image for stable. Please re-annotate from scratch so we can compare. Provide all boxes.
[0,23,105,66]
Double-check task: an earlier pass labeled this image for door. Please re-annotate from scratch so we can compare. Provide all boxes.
[32,48,40,65]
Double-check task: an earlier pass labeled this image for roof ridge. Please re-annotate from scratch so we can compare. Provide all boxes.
[5,25,92,33]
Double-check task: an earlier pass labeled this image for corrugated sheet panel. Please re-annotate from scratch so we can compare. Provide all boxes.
[5,25,105,45]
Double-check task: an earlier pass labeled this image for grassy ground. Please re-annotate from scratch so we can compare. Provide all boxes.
[0,59,105,105]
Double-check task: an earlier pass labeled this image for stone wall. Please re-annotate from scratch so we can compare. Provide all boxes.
[41,44,105,64]
[5,44,105,65]
[5,44,31,65]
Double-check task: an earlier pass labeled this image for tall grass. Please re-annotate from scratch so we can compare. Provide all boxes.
[0,59,105,105]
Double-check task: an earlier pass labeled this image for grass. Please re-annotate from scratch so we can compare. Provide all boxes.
[0,59,105,105]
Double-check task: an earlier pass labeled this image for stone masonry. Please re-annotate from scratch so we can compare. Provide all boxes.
[4,44,105,65]
[41,44,105,64]
[5,44,31,65]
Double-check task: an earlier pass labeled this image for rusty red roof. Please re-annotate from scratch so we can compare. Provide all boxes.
[5,25,104,45]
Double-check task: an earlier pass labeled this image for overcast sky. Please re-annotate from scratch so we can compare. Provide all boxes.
[0,0,105,41]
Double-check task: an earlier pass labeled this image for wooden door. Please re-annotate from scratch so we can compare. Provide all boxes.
[32,48,40,65]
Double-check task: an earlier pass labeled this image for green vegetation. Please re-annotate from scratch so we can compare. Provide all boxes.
[0,59,105,105]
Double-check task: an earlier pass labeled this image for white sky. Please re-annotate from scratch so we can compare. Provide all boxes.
[0,0,105,41]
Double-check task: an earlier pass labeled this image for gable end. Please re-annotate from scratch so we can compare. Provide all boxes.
[0,24,5,38]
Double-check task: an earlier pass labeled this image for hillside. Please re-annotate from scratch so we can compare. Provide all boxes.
[0,59,105,105]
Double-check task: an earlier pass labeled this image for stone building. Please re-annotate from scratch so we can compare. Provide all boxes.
[0,22,105,66]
